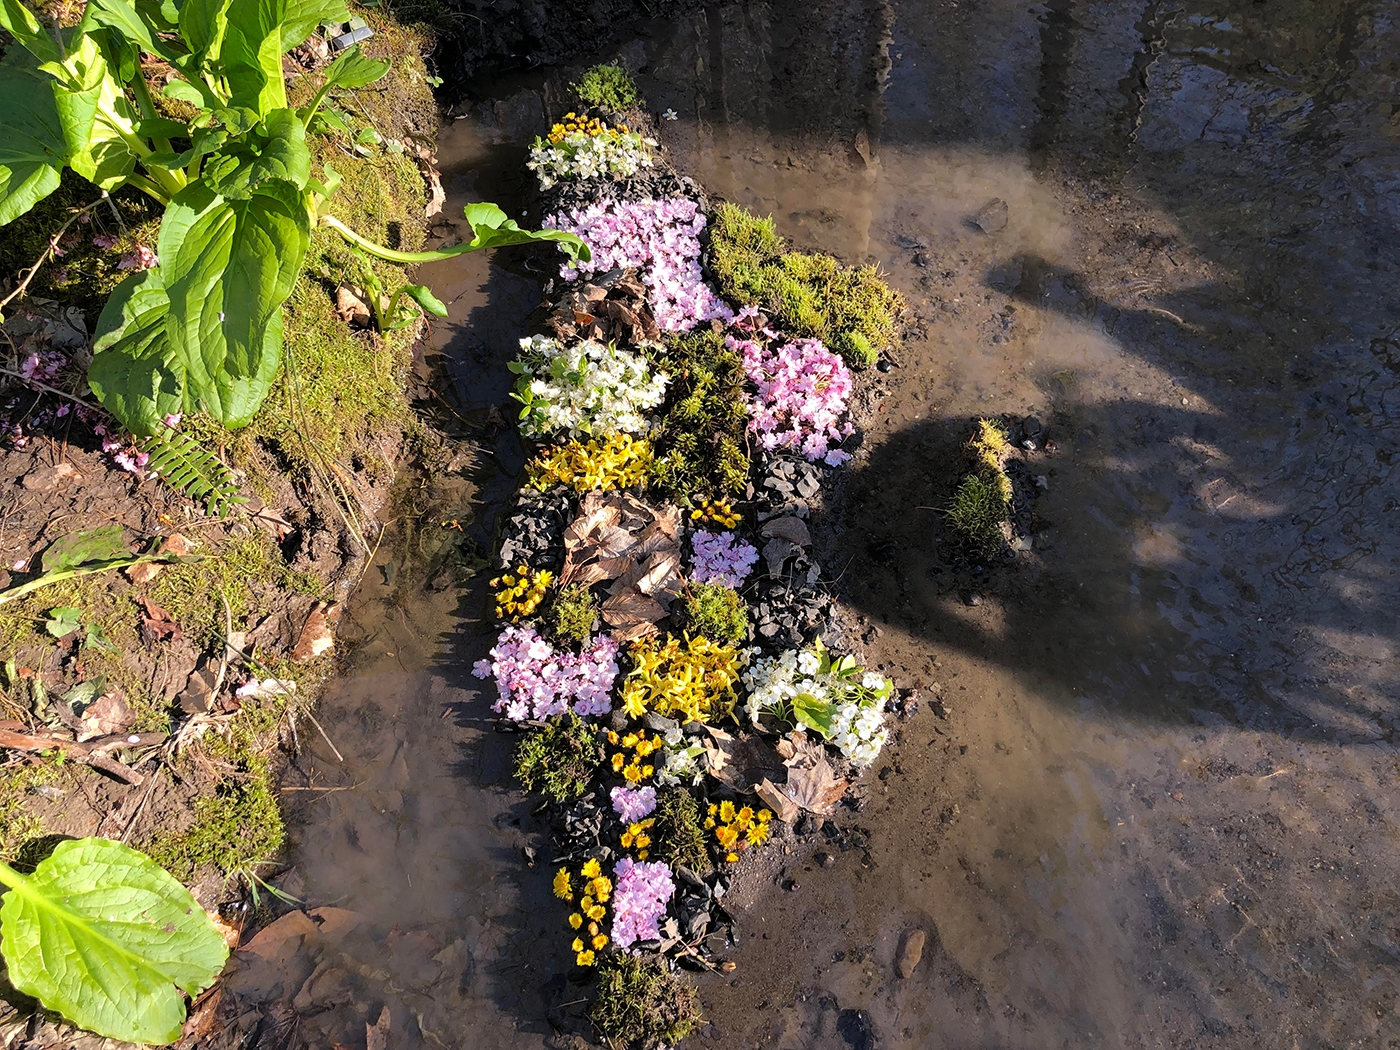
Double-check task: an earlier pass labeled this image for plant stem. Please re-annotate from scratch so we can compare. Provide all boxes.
[320,215,483,264]
[0,555,189,608]
[0,858,27,890]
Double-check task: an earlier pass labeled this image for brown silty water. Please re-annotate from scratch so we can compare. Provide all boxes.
[236,3,1400,1048]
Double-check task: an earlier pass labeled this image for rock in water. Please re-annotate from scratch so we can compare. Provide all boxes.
[896,928,926,978]
[974,197,1009,233]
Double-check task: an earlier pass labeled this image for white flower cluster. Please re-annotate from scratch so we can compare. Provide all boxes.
[741,646,892,768]
[655,725,707,787]
[527,131,657,189]
[509,335,669,439]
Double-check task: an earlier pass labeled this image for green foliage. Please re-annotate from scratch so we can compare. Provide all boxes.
[651,788,711,873]
[0,0,584,436]
[0,837,229,1044]
[708,202,903,368]
[547,584,598,648]
[945,428,1012,559]
[0,759,63,862]
[146,756,284,880]
[590,953,702,1049]
[513,713,601,803]
[647,328,750,499]
[572,64,640,111]
[680,583,748,645]
[140,426,247,517]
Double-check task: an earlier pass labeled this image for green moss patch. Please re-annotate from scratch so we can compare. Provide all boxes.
[514,714,603,802]
[679,583,748,645]
[146,755,284,881]
[648,328,750,500]
[590,953,702,1049]
[547,584,599,649]
[0,756,64,862]
[651,788,711,874]
[708,202,903,368]
[945,419,1014,557]
[572,64,640,112]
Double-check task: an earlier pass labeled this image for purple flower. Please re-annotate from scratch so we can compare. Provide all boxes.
[610,786,658,823]
[472,624,620,720]
[611,858,676,948]
[689,530,759,588]
[545,198,733,332]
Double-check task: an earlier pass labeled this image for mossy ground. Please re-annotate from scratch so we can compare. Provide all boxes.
[547,584,600,648]
[651,788,711,873]
[590,952,702,1049]
[514,714,603,802]
[679,583,748,645]
[648,328,750,501]
[945,419,1014,557]
[571,64,640,112]
[707,202,904,368]
[0,755,65,862]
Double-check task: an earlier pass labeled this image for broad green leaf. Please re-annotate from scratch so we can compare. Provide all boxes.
[222,0,287,115]
[202,109,309,197]
[462,201,591,264]
[402,284,447,316]
[90,268,187,435]
[319,42,389,90]
[40,525,130,572]
[178,0,232,60]
[0,59,65,225]
[159,178,307,426]
[792,692,836,738]
[0,838,230,1045]
[87,0,169,59]
[55,37,139,190]
[162,77,211,106]
[0,0,58,60]
[44,606,83,638]
[278,0,346,51]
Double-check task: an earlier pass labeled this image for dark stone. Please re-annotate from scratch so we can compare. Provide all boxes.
[817,851,837,869]
[837,1008,876,1050]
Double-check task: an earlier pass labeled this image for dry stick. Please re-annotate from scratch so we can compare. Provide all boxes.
[209,589,235,701]
[0,197,107,319]
[119,770,162,843]
[0,367,96,408]
[303,710,343,762]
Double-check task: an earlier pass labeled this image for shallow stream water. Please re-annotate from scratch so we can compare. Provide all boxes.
[252,3,1400,1047]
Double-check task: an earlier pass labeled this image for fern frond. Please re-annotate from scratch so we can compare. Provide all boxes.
[139,429,247,519]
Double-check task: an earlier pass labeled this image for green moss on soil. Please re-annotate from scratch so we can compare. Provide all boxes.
[514,714,602,802]
[572,64,640,112]
[679,583,748,645]
[648,327,750,500]
[547,584,599,648]
[0,756,64,862]
[651,788,711,874]
[146,754,284,880]
[590,953,702,1049]
[946,419,1014,557]
[708,202,903,368]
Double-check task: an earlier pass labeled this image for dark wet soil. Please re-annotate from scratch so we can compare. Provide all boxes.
[267,2,1400,1048]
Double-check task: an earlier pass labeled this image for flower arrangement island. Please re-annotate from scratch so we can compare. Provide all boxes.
[472,65,907,1049]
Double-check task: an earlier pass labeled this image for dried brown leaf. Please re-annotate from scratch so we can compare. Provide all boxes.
[761,516,812,547]
[782,757,847,815]
[756,778,799,823]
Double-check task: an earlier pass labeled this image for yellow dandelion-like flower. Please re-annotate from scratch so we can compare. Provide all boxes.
[581,858,601,878]
[576,949,596,966]
[592,934,608,950]
[591,876,612,899]
[719,800,736,823]
[608,731,620,744]
[587,904,606,921]
[611,753,625,772]
[571,938,584,953]
[553,869,572,901]
[589,921,600,936]
[704,818,716,829]
[637,849,649,860]
[726,852,739,863]
[757,809,773,822]
[708,804,718,816]
[746,822,770,846]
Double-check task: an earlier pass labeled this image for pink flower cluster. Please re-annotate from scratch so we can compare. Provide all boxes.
[546,198,733,332]
[689,530,759,588]
[734,335,854,465]
[610,858,676,948]
[610,785,657,823]
[472,625,619,721]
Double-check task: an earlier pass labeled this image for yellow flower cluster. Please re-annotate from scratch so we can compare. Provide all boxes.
[621,635,743,723]
[555,858,613,966]
[607,728,661,784]
[491,564,553,620]
[705,800,772,863]
[690,497,740,528]
[527,434,653,493]
[620,818,655,859]
[547,112,626,142]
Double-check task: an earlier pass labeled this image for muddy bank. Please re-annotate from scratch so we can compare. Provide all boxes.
[234,2,1400,1049]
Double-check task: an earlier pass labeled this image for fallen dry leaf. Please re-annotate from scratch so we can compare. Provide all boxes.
[366,1006,391,1050]
[335,285,371,328]
[761,516,812,547]
[292,601,340,663]
[781,755,847,815]
[125,533,194,584]
[756,778,798,823]
[137,596,181,645]
[776,729,826,768]
[76,692,135,742]
[709,730,786,792]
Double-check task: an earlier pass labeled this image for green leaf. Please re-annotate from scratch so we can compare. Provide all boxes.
[319,42,388,90]
[44,606,83,638]
[90,268,186,435]
[222,0,287,115]
[0,838,230,1044]
[177,0,232,60]
[0,0,58,60]
[202,109,309,196]
[278,0,345,51]
[159,178,308,426]
[40,526,130,573]
[402,284,447,316]
[461,201,592,264]
[0,58,66,225]
[791,693,836,738]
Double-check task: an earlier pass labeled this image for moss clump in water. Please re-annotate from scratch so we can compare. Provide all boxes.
[650,788,711,874]
[590,953,702,1049]
[514,713,602,802]
[707,202,903,368]
[547,584,599,648]
[946,419,1014,557]
[647,328,750,500]
[572,64,640,112]
[678,583,748,645]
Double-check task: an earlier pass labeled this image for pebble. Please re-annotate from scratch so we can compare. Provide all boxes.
[895,928,926,978]
[816,851,837,869]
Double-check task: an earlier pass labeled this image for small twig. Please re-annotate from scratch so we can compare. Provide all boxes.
[119,771,162,843]
[0,197,106,318]
[304,710,343,762]
[0,367,96,408]
[209,590,234,702]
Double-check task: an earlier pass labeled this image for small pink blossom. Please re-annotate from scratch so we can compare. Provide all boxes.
[735,335,853,463]
[611,858,675,948]
[689,530,759,588]
[471,624,619,721]
[610,786,657,823]
[118,245,158,271]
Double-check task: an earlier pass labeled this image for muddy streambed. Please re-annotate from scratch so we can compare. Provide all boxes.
[251,3,1400,1048]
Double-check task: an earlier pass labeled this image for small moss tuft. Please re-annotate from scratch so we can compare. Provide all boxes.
[147,755,284,880]
[651,788,711,873]
[648,328,750,500]
[590,953,702,1049]
[572,64,640,111]
[547,584,599,648]
[945,419,1013,557]
[514,714,602,802]
[0,757,64,862]
[679,583,748,645]
[708,202,904,369]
